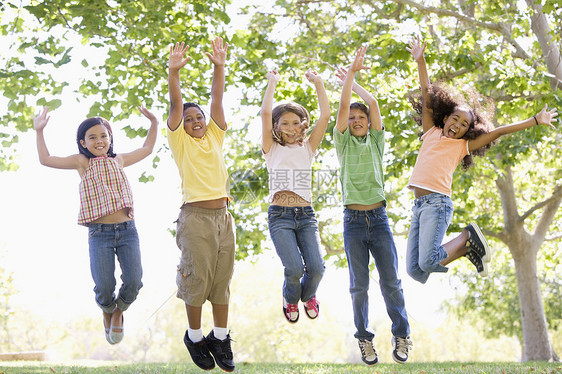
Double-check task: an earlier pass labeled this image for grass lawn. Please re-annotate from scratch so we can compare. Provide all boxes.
[0,362,561,374]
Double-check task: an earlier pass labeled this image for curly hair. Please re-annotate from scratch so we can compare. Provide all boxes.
[271,102,310,146]
[409,83,495,169]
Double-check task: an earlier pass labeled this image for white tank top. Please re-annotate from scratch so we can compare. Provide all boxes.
[263,140,315,203]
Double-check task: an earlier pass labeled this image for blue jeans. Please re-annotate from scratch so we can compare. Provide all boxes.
[88,220,143,313]
[268,205,325,304]
[343,206,410,340]
[406,193,453,284]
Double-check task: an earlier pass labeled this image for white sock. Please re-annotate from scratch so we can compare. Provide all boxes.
[188,327,203,343]
[213,326,228,341]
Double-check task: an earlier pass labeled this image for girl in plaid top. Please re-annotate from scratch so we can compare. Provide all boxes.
[33,106,158,345]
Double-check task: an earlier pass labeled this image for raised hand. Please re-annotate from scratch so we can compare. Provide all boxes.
[335,66,349,86]
[205,36,229,66]
[304,69,323,85]
[535,104,558,129]
[169,42,190,72]
[33,106,50,131]
[349,45,370,74]
[266,70,281,84]
[139,106,157,123]
[406,35,426,62]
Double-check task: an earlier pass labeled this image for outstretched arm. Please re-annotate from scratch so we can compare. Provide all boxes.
[207,36,228,130]
[407,35,433,133]
[306,69,331,152]
[261,70,280,154]
[336,66,382,131]
[468,104,558,152]
[33,106,84,170]
[118,106,159,167]
[167,42,190,131]
[335,45,370,133]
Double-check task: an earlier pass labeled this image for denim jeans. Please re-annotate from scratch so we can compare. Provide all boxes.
[88,220,143,313]
[406,193,453,284]
[343,206,410,340]
[268,205,325,304]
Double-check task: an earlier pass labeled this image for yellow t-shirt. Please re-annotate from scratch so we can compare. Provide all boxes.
[167,118,230,204]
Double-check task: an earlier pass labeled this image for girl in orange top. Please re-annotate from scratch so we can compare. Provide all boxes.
[405,35,557,284]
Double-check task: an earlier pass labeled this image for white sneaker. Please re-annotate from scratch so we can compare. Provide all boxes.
[391,335,413,364]
[282,298,299,323]
[358,339,378,365]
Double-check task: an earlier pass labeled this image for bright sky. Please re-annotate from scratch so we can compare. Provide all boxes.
[0,0,461,358]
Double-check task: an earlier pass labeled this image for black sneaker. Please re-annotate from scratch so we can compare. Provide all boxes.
[465,250,488,277]
[206,330,235,372]
[465,223,491,262]
[183,330,215,370]
[358,339,378,365]
[391,336,413,364]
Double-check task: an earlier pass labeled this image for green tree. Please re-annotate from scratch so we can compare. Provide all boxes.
[1,0,233,170]
[2,0,561,362]
[238,0,562,362]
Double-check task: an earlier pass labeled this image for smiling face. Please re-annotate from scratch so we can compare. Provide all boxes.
[276,112,304,144]
[443,107,473,139]
[80,124,111,157]
[348,107,370,137]
[183,106,207,138]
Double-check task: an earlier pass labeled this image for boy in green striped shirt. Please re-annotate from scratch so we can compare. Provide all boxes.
[334,46,412,366]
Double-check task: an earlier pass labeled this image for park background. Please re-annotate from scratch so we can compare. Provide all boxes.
[0,0,561,366]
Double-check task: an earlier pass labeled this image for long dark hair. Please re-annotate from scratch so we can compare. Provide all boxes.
[76,117,116,158]
[409,83,495,169]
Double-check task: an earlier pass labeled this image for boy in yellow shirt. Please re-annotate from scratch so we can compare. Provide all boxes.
[167,37,235,372]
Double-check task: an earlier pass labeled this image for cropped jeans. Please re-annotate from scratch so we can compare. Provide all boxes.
[268,205,325,304]
[406,193,453,284]
[343,206,410,341]
[88,220,143,313]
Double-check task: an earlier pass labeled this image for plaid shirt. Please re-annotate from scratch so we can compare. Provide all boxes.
[78,157,134,226]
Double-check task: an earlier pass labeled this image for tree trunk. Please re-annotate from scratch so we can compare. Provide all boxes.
[526,0,562,90]
[512,246,554,361]
[496,168,556,361]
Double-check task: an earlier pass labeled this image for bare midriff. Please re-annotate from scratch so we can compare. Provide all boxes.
[185,197,228,209]
[413,186,434,199]
[346,201,384,211]
[90,208,132,224]
[271,191,310,207]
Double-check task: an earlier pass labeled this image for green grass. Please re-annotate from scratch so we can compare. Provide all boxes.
[0,362,561,374]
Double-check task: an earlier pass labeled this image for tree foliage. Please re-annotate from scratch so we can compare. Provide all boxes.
[1,0,561,361]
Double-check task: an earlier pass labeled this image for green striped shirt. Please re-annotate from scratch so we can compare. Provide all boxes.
[334,127,386,206]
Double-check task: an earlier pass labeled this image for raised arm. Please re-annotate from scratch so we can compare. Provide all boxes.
[33,106,84,170]
[118,106,159,167]
[206,36,228,130]
[468,104,558,152]
[261,70,280,154]
[167,42,190,131]
[407,35,433,133]
[305,69,331,152]
[336,67,382,131]
[335,45,369,133]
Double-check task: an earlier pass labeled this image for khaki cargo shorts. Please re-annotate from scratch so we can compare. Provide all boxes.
[175,205,236,306]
